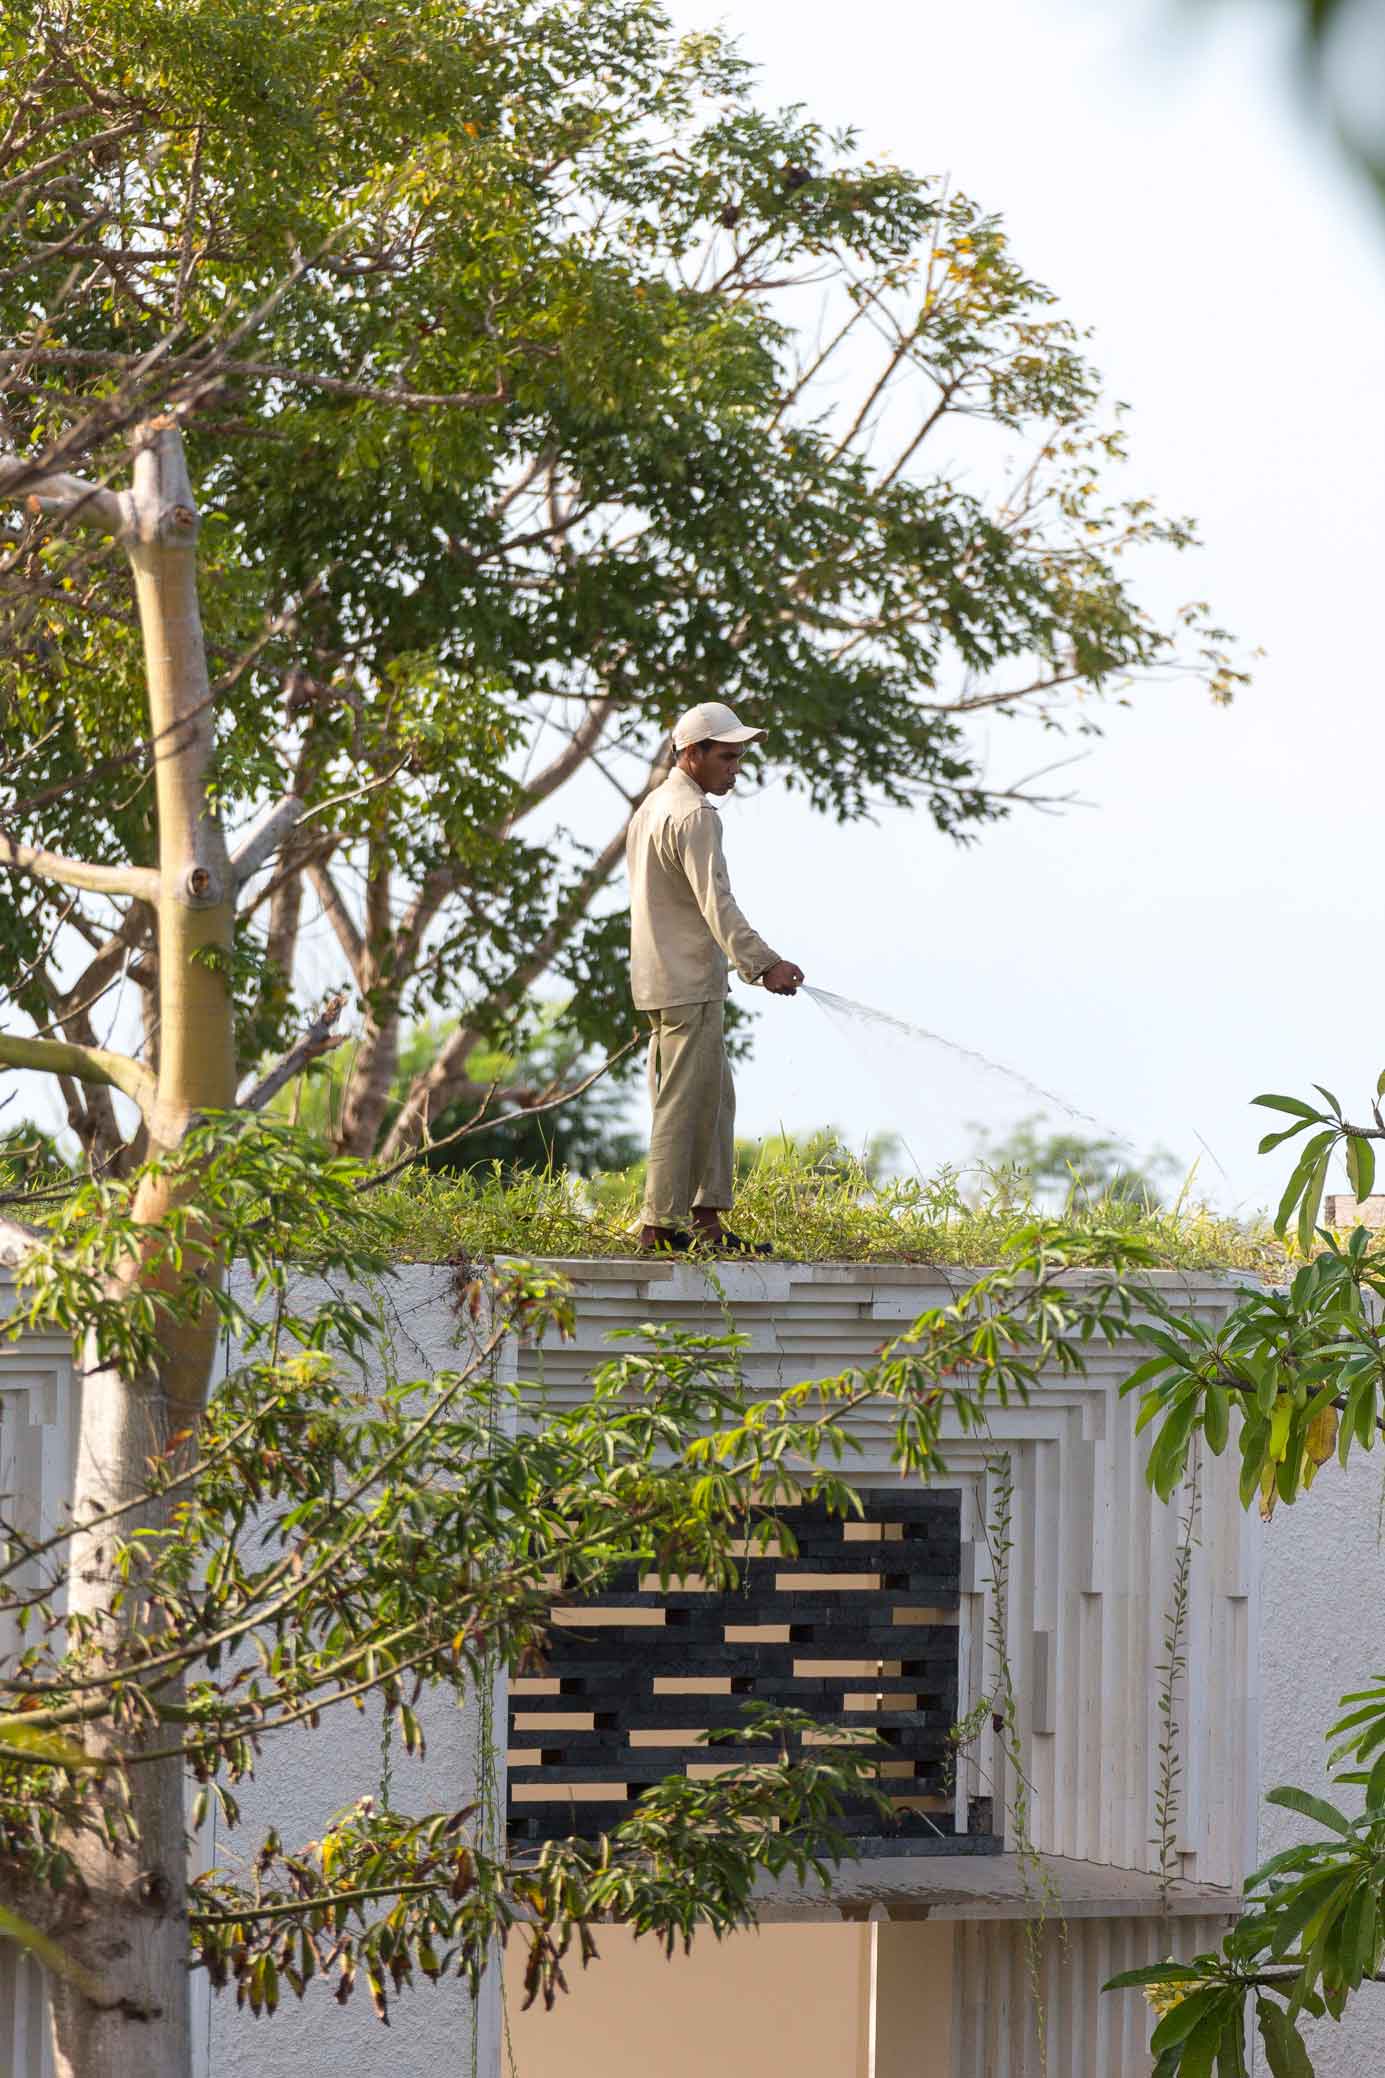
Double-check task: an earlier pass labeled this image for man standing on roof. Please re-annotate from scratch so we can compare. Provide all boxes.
[626,702,804,1254]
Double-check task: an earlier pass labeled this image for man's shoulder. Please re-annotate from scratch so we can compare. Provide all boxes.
[669,793,716,827]
[637,772,716,835]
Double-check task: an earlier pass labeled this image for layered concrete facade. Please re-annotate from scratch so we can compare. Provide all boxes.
[502,1260,1255,2077]
[2,1253,1371,2072]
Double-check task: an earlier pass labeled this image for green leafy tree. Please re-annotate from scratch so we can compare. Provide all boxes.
[283,1001,644,1174]
[970,1112,1181,1207]
[0,0,1245,1181]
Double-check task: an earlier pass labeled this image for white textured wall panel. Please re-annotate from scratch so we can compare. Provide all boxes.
[512,1262,1261,1893]
[950,1912,1231,2077]
[0,1307,76,2078]
[1256,1446,1385,2076]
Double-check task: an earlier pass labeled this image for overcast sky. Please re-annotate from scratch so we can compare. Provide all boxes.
[650,0,1385,1214]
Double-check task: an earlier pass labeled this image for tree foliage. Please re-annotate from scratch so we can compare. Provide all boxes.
[970,1111,1181,1208]
[0,0,1245,1171]
[277,1000,644,1175]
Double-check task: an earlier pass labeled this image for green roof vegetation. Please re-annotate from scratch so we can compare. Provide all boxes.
[366,1150,1283,1274]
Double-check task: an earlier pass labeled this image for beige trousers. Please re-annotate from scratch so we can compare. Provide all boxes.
[641,1000,735,1227]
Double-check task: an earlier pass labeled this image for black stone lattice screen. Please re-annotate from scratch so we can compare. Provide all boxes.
[509,1486,998,1857]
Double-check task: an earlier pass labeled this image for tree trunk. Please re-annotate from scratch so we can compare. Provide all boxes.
[47,417,233,2078]
[45,1348,192,2078]
[334,993,402,1156]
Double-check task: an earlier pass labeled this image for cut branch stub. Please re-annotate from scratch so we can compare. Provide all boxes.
[180,864,219,908]
[126,417,201,549]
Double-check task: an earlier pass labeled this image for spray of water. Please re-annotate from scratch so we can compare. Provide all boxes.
[802,986,1132,1149]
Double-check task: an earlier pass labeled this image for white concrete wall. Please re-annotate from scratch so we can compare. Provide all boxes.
[201,1264,505,2078]
[1257,1449,1385,2072]
[0,1262,503,2078]
[0,1301,78,2078]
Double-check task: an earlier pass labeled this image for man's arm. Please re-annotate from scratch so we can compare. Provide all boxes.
[677,809,794,987]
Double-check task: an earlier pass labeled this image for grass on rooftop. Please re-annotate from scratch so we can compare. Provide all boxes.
[0,1141,1282,1275]
[368,1154,1282,1274]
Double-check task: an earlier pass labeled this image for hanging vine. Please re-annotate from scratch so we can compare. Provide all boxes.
[1153,1446,1200,1916]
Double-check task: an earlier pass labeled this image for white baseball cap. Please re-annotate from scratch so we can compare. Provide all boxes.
[671,701,765,751]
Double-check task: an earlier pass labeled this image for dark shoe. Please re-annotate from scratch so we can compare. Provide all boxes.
[698,1227,774,1257]
[638,1226,697,1253]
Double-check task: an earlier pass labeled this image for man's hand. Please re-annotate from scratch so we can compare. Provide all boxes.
[761,959,804,996]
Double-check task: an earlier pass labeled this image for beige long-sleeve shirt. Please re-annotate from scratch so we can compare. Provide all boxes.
[626,767,781,1010]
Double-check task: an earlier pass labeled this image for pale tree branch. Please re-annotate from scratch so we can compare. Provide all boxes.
[509,695,615,826]
[0,833,159,901]
[0,1031,155,1112]
[230,796,305,888]
[236,992,349,1112]
[305,856,364,979]
[0,456,125,531]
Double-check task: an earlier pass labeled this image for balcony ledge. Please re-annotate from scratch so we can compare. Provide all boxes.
[752,1853,1241,1924]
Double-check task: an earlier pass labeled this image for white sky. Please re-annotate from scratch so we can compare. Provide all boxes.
[655,0,1385,1214]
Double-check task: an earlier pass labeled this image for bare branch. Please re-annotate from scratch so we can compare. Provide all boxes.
[0,1030,155,1111]
[0,346,509,414]
[0,832,159,901]
[236,991,349,1112]
[209,559,343,700]
[61,899,153,1013]
[3,893,77,1002]
[295,755,409,832]
[173,124,204,322]
[0,457,124,531]
[0,116,144,201]
[208,362,509,412]
[230,795,305,888]
[510,695,615,825]
[305,856,364,978]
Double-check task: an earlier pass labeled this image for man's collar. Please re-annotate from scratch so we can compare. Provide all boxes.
[668,764,709,803]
